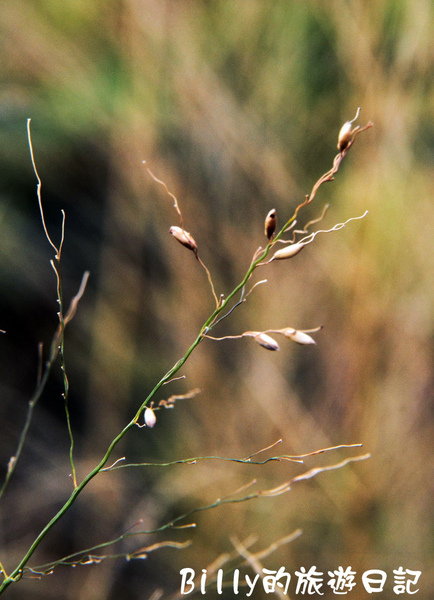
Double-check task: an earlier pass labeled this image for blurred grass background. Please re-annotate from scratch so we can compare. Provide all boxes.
[0,1,433,598]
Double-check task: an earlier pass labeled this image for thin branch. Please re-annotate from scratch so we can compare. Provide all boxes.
[298,211,369,246]
[253,529,303,561]
[245,439,282,460]
[231,537,289,600]
[156,388,202,409]
[58,210,66,259]
[202,333,245,342]
[265,211,369,265]
[25,532,191,576]
[50,261,72,479]
[162,375,186,386]
[297,203,330,234]
[50,271,90,359]
[127,540,192,561]
[63,271,90,326]
[143,161,183,227]
[290,453,371,484]
[196,254,220,307]
[156,453,368,598]
[104,457,126,470]
[146,162,219,306]
[271,120,373,246]
[0,271,90,501]
[27,119,59,257]
[101,442,364,471]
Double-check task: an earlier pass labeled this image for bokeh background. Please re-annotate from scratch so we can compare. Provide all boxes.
[0,1,433,598]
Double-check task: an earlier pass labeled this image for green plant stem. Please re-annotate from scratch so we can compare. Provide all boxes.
[0,239,273,593]
[53,259,77,489]
[0,130,371,592]
[0,157,327,590]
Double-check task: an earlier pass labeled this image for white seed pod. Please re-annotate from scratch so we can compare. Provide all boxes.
[270,242,305,262]
[264,209,277,240]
[253,332,280,351]
[169,226,198,254]
[144,407,157,428]
[337,121,353,151]
[281,328,316,345]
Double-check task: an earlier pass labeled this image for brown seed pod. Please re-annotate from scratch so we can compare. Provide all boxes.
[253,332,280,351]
[270,242,305,262]
[169,226,198,254]
[264,209,277,240]
[337,107,361,152]
[337,121,353,152]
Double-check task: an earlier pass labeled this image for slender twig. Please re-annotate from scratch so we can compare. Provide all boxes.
[0,126,90,501]
[27,119,59,257]
[231,537,288,600]
[162,375,186,386]
[143,162,183,227]
[101,443,363,471]
[245,439,282,460]
[297,203,330,235]
[26,530,191,576]
[196,254,220,307]
[27,122,89,489]
[0,272,89,501]
[260,211,369,265]
[51,259,77,488]
[208,279,267,331]
[145,160,220,307]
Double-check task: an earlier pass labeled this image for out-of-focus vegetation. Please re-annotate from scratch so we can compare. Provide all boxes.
[0,1,433,598]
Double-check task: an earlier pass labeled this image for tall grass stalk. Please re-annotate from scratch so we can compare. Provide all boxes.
[0,114,371,594]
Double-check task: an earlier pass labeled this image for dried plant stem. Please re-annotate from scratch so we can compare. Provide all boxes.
[51,258,77,488]
[145,162,220,307]
[296,203,330,235]
[230,537,288,600]
[101,442,364,471]
[143,162,184,228]
[196,254,220,307]
[1,449,368,582]
[26,532,191,575]
[27,119,61,258]
[0,271,89,503]
[279,121,373,239]
[0,119,371,593]
[0,274,362,589]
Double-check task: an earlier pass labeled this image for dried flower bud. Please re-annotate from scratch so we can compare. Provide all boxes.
[264,209,277,240]
[337,107,361,152]
[337,121,353,152]
[270,242,305,261]
[280,328,316,345]
[169,226,198,254]
[144,407,157,428]
[253,332,280,351]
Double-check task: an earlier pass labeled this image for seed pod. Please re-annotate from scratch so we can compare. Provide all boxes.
[280,328,316,345]
[337,121,353,151]
[264,209,277,240]
[270,242,305,262]
[253,332,280,351]
[169,226,198,254]
[144,407,157,428]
